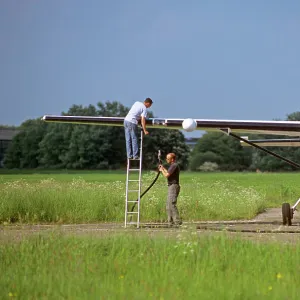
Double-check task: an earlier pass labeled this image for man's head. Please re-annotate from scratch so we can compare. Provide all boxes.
[166,153,176,164]
[144,97,153,108]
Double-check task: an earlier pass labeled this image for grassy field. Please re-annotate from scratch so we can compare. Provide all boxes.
[1,232,300,299]
[1,171,300,224]
[1,171,300,299]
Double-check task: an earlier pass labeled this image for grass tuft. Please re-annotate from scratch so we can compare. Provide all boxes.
[1,233,300,299]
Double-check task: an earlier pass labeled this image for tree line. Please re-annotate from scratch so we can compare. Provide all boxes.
[189,111,300,172]
[3,102,190,170]
[2,102,300,171]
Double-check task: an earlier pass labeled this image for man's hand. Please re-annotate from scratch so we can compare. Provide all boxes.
[144,130,149,135]
[159,165,169,177]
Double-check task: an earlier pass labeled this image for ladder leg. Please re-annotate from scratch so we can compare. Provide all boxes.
[125,129,143,228]
[124,158,128,228]
[137,129,143,228]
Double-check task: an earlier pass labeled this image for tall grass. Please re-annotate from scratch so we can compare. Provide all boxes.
[0,172,266,224]
[1,172,300,224]
[1,233,300,299]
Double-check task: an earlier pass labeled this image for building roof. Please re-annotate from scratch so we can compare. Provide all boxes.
[0,128,20,140]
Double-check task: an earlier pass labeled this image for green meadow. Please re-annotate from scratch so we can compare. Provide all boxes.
[1,171,300,299]
[1,171,300,224]
[1,232,300,299]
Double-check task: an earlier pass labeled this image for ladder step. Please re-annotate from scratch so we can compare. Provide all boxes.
[125,130,143,228]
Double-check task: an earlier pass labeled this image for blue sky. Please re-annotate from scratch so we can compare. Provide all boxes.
[1,0,299,137]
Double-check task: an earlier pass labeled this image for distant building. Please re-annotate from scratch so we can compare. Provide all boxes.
[0,128,19,167]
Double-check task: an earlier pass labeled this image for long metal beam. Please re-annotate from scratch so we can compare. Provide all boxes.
[42,115,300,136]
[240,138,300,147]
[220,129,300,169]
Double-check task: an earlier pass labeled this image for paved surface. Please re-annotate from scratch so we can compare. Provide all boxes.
[1,208,300,244]
[194,208,300,244]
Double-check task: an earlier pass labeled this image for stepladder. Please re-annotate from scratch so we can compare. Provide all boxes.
[125,129,143,228]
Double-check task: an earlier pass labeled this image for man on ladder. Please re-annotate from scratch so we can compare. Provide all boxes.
[123,98,153,228]
[123,97,153,159]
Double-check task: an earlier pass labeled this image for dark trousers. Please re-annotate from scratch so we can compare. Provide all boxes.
[166,184,181,224]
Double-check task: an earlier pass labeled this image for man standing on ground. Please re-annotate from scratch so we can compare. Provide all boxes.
[124,98,153,159]
[159,153,182,226]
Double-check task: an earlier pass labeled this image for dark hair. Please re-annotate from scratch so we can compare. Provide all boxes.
[144,97,153,104]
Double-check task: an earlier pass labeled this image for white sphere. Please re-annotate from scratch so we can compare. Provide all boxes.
[182,118,197,132]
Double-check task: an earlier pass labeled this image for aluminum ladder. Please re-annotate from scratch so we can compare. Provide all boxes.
[125,130,143,228]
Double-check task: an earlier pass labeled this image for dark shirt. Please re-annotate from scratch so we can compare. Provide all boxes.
[167,163,180,185]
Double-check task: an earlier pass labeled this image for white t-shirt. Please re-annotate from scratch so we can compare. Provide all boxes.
[125,102,148,124]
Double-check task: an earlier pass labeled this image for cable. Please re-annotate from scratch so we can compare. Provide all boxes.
[130,150,162,214]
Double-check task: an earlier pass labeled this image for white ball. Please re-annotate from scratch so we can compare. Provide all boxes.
[182,118,197,132]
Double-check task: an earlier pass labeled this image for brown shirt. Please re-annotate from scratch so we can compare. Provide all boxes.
[167,163,180,185]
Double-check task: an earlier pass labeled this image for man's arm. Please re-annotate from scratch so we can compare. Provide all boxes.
[159,165,170,178]
[159,164,177,178]
[141,116,149,135]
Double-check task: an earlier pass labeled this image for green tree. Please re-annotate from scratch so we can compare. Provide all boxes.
[189,132,252,171]
[189,151,220,171]
[287,111,300,121]
[3,132,24,168]
[4,119,47,168]
[96,101,128,117]
[143,129,190,170]
[4,101,189,169]
[250,112,300,171]
[37,102,128,169]
[38,123,73,168]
